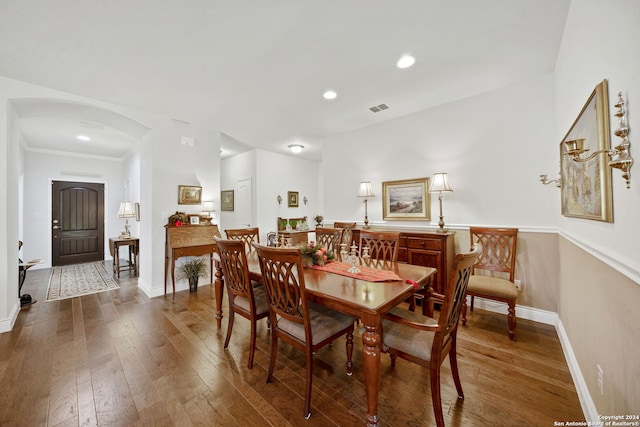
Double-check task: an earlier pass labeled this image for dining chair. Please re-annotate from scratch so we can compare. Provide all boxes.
[252,242,357,419]
[333,221,357,246]
[358,230,400,261]
[314,227,343,253]
[225,227,260,252]
[381,244,482,427]
[461,227,519,339]
[214,237,269,369]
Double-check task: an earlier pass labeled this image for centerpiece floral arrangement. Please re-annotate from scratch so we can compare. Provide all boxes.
[300,241,335,267]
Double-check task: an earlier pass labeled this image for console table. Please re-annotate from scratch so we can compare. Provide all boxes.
[109,237,139,277]
[164,223,221,298]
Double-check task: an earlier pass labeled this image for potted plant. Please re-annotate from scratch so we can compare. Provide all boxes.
[314,215,323,227]
[177,257,208,292]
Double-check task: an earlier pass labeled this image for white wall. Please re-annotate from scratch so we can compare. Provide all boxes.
[554,0,640,419]
[220,149,321,242]
[555,0,640,279]
[323,73,559,230]
[0,75,222,330]
[22,151,125,269]
[219,149,256,231]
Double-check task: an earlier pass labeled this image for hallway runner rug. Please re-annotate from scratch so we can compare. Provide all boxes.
[47,262,119,301]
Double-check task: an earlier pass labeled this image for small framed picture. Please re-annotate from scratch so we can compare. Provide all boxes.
[221,190,234,211]
[189,215,200,225]
[288,191,299,208]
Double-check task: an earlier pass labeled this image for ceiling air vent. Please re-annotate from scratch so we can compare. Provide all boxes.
[369,103,390,113]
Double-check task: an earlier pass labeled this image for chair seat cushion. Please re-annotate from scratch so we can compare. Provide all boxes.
[467,275,518,300]
[381,307,438,361]
[278,302,356,345]
[234,285,270,315]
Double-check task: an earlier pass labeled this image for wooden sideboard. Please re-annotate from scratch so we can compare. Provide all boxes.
[164,223,221,297]
[350,228,455,295]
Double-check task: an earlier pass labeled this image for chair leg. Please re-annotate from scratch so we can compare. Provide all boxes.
[345,326,354,376]
[266,318,278,383]
[247,317,257,369]
[449,335,464,399]
[304,348,314,419]
[470,295,475,312]
[430,364,445,427]
[390,353,397,367]
[507,301,516,340]
[224,310,235,349]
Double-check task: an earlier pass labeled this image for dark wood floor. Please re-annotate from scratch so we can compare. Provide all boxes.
[0,263,585,426]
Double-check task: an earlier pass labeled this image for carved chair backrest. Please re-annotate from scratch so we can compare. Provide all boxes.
[439,244,482,335]
[253,243,311,337]
[314,227,344,254]
[214,237,255,303]
[359,230,400,262]
[225,227,260,252]
[469,227,518,282]
[333,222,357,246]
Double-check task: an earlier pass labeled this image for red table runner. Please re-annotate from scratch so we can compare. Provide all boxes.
[312,261,403,282]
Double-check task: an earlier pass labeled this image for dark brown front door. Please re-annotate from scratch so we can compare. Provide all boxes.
[52,181,105,266]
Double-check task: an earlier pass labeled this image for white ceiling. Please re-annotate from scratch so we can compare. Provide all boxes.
[0,0,571,161]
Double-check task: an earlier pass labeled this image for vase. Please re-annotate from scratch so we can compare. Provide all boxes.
[189,277,199,292]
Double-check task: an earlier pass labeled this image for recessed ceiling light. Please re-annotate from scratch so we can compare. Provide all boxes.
[396,55,416,69]
[77,135,91,141]
[323,90,337,100]
[288,144,304,153]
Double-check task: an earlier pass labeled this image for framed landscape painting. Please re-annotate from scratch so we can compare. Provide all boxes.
[178,185,202,205]
[382,177,430,221]
[560,79,613,222]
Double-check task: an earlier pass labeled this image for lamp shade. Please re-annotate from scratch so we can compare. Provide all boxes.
[429,173,453,193]
[117,201,136,218]
[202,201,215,212]
[357,181,375,197]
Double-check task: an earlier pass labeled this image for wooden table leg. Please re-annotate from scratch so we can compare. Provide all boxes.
[214,262,224,329]
[361,318,382,427]
[115,244,120,278]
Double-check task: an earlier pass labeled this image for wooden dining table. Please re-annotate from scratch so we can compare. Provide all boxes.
[213,253,436,427]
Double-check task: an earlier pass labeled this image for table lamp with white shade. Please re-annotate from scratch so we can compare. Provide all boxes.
[201,201,215,224]
[117,201,136,237]
[357,181,375,229]
[428,173,453,232]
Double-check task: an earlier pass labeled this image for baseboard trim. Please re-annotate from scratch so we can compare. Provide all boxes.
[470,297,557,325]
[0,301,20,333]
[555,318,599,423]
[143,281,212,299]
[472,298,596,422]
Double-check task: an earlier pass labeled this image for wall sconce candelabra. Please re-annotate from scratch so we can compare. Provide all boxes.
[277,195,282,205]
[303,196,308,205]
[539,174,561,187]
[564,91,633,188]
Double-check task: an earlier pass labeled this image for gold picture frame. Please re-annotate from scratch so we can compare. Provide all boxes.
[288,191,299,208]
[221,190,234,211]
[560,79,613,222]
[178,185,202,205]
[382,177,431,221]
